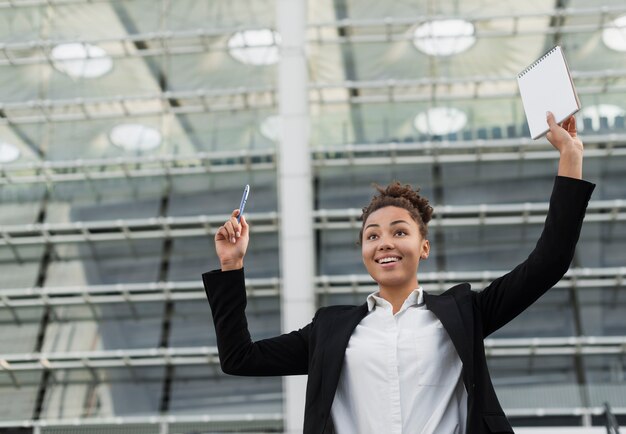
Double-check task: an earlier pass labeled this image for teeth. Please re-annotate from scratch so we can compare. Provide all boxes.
[378,257,399,263]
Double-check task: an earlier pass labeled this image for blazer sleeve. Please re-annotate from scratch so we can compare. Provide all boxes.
[475,176,595,337]
[203,267,314,376]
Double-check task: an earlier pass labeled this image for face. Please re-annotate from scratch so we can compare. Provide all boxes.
[361,206,430,291]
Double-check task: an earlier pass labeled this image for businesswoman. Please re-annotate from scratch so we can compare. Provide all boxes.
[203,112,595,434]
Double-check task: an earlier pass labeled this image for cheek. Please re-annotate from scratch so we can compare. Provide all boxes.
[361,245,374,263]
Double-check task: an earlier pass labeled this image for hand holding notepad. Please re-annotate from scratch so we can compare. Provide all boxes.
[517,46,581,139]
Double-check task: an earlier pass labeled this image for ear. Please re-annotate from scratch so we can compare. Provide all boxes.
[420,239,430,259]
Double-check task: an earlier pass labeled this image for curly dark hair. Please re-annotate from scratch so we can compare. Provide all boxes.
[358,182,433,244]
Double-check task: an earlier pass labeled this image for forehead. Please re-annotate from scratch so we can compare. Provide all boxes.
[364,206,417,227]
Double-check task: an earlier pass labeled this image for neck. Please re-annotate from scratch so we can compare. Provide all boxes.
[378,279,419,314]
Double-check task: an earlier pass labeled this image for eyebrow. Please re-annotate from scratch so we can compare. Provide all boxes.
[364,220,411,231]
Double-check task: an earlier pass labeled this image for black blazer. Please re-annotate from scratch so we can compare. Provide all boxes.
[203,176,595,434]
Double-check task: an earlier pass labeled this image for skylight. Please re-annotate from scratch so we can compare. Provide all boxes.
[0,142,20,163]
[228,29,281,65]
[109,124,162,152]
[603,15,626,52]
[414,107,468,136]
[51,43,113,78]
[413,19,476,56]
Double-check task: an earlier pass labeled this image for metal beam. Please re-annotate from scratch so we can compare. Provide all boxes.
[2,133,626,186]
[0,199,624,247]
[2,70,626,124]
[0,267,622,310]
[1,336,626,374]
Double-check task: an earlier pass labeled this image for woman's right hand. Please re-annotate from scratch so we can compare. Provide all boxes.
[215,209,249,271]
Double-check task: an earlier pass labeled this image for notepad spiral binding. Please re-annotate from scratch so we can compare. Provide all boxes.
[517,46,559,78]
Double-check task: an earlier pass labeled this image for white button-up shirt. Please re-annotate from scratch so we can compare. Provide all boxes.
[330,288,468,434]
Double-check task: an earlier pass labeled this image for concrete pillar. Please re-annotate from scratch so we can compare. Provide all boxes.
[276,0,315,433]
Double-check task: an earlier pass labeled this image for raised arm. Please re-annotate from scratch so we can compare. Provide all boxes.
[204,209,313,376]
[475,113,594,337]
[547,111,584,180]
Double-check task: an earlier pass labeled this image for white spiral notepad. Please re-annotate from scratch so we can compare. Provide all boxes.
[517,46,581,140]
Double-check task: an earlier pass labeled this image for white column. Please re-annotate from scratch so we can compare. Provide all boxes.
[276,1,314,433]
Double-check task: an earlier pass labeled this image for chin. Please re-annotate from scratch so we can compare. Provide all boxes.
[373,274,410,288]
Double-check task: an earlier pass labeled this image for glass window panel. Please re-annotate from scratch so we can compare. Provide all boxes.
[0,262,40,289]
[0,7,41,41]
[579,287,626,336]
[577,222,626,269]
[165,52,277,91]
[168,171,277,217]
[169,297,280,348]
[169,234,278,280]
[440,161,557,205]
[591,155,626,200]
[0,183,45,207]
[488,355,581,409]
[490,289,576,338]
[0,371,41,421]
[41,425,158,434]
[46,241,162,286]
[40,366,164,419]
[317,165,435,209]
[46,177,164,223]
[169,366,281,415]
[584,354,626,407]
[442,224,543,272]
[0,203,41,226]
[41,116,187,162]
[0,307,42,354]
[47,56,161,100]
[41,302,163,352]
[327,34,547,82]
[120,0,275,33]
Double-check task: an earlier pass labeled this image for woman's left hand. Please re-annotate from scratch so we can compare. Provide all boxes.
[546,112,584,179]
[546,112,584,155]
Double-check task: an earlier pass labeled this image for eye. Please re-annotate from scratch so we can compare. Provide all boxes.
[366,233,378,241]
[395,230,407,236]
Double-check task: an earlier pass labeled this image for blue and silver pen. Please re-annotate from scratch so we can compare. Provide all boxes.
[237,184,250,223]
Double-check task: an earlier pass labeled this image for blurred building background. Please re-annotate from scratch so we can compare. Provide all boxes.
[0,0,625,433]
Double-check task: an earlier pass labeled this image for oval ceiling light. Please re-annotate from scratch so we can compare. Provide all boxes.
[0,142,20,163]
[580,104,625,130]
[109,124,162,152]
[228,29,281,65]
[603,15,626,52]
[51,43,113,78]
[414,107,467,136]
[413,19,476,56]
[259,115,282,142]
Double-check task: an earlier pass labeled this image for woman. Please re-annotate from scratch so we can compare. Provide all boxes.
[203,113,595,434]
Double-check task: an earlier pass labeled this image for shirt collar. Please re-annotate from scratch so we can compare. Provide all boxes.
[366,287,424,312]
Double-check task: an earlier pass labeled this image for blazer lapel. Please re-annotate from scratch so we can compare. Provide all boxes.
[321,303,369,404]
[423,285,473,372]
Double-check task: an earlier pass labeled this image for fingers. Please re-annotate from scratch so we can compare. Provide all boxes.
[215,225,229,242]
[566,116,577,135]
[216,210,243,244]
[546,111,558,130]
[240,214,249,237]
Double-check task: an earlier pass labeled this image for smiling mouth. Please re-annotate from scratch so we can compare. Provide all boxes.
[375,256,402,264]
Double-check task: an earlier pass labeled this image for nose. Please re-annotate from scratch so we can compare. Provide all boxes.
[377,236,395,250]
